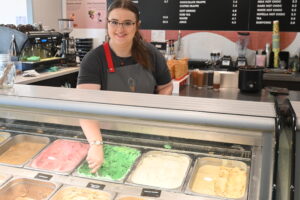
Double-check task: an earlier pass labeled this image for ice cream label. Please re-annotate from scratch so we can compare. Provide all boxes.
[87,182,106,190]
[141,188,161,197]
[34,173,53,181]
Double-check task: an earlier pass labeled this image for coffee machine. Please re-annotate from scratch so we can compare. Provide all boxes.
[58,19,76,66]
[236,32,250,68]
[25,31,62,59]
[19,31,65,71]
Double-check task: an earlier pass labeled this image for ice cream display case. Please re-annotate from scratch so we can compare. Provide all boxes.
[0,85,277,200]
[291,101,300,200]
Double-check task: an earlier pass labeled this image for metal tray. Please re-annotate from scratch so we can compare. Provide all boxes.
[114,194,156,200]
[185,157,249,199]
[73,143,141,184]
[49,185,115,200]
[0,132,10,144]
[0,172,11,187]
[0,134,50,167]
[25,139,89,175]
[0,177,60,200]
[126,150,191,192]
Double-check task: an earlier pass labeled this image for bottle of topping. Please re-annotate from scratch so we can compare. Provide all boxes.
[291,55,299,72]
[272,20,280,68]
[256,50,266,67]
[265,43,271,67]
[176,30,183,59]
[213,71,221,90]
[197,70,204,89]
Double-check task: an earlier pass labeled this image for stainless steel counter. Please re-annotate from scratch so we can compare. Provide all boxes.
[0,84,275,131]
[0,84,278,199]
[264,72,300,82]
[291,101,300,129]
[179,86,274,102]
[15,66,79,84]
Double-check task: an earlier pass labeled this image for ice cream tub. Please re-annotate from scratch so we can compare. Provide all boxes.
[0,134,50,167]
[0,172,11,186]
[50,185,115,200]
[74,144,141,183]
[126,150,191,191]
[26,139,89,175]
[0,177,60,200]
[115,194,155,200]
[0,132,10,144]
[185,157,249,199]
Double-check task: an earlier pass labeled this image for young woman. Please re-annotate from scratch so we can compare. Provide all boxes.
[76,0,173,173]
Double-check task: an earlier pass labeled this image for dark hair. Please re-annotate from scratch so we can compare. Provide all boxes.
[107,0,153,70]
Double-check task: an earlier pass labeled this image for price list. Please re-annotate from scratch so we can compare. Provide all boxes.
[249,0,300,31]
[107,0,300,31]
[137,0,250,30]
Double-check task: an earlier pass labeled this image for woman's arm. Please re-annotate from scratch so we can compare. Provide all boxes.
[157,81,173,95]
[77,84,104,173]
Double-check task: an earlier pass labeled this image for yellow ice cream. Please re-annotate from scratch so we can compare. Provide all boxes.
[191,165,247,198]
[0,142,46,165]
[51,187,111,200]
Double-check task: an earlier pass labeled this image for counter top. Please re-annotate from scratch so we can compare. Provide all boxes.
[264,72,300,82]
[15,66,79,84]
[0,84,275,131]
[179,85,274,102]
[291,101,300,129]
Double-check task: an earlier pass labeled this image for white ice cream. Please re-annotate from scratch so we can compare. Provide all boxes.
[130,151,190,189]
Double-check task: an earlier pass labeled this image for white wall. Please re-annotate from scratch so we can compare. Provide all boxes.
[32,0,62,30]
[0,0,28,24]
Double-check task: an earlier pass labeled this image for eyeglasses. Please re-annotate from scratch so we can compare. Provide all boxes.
[107,20,136,29]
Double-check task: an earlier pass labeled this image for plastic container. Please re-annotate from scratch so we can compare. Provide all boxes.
[0,134,49,167]
[0,54,16,88]
[0,172,11,186]
[0,132,10,144]
[126,150,191,190]
[0,177,59,199]
[50,185,115,200]
[186,157,249,199]
[115,194,154,200]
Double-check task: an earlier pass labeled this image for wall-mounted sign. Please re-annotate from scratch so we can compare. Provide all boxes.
[107,0,300,31]
[66,0,106,28]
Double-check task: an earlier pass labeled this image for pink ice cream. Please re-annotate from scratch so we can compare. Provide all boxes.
[29,139,89,173]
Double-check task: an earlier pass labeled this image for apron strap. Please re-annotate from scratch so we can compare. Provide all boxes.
[103,42,115,72]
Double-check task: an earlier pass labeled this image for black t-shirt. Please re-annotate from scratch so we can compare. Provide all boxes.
[77,42,171,90]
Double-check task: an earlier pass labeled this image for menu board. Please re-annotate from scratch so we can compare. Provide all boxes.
[249,0,300,31]
[137,0,250,30]
[107,0,300,31]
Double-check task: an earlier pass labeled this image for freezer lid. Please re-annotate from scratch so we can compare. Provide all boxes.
[0,84,275,118]
[291,101,300,129]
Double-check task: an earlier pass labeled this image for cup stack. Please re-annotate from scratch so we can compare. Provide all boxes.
[75,38,93,62]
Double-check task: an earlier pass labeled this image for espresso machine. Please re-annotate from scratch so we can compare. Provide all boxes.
[19,31,65,71]
[235,32,250,68]
[58,19,76,66]
[25,31,62,59]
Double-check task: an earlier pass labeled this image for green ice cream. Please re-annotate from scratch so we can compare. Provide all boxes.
[77,144,141,180]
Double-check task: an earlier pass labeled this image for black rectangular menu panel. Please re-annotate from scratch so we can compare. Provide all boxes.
[107,0,300,31]
[249,0,300,31]
[138,0,250,30]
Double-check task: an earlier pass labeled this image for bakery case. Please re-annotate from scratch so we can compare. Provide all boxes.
[0,84,289,200]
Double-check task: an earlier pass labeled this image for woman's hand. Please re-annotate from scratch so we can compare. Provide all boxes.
[86,145,104,173]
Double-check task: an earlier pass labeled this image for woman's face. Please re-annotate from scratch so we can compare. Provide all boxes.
[107,8,137,46]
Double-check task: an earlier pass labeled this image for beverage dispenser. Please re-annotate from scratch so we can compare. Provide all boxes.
[236,32,250,68]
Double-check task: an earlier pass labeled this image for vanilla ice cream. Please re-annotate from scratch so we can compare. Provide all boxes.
[130,151,190,189]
